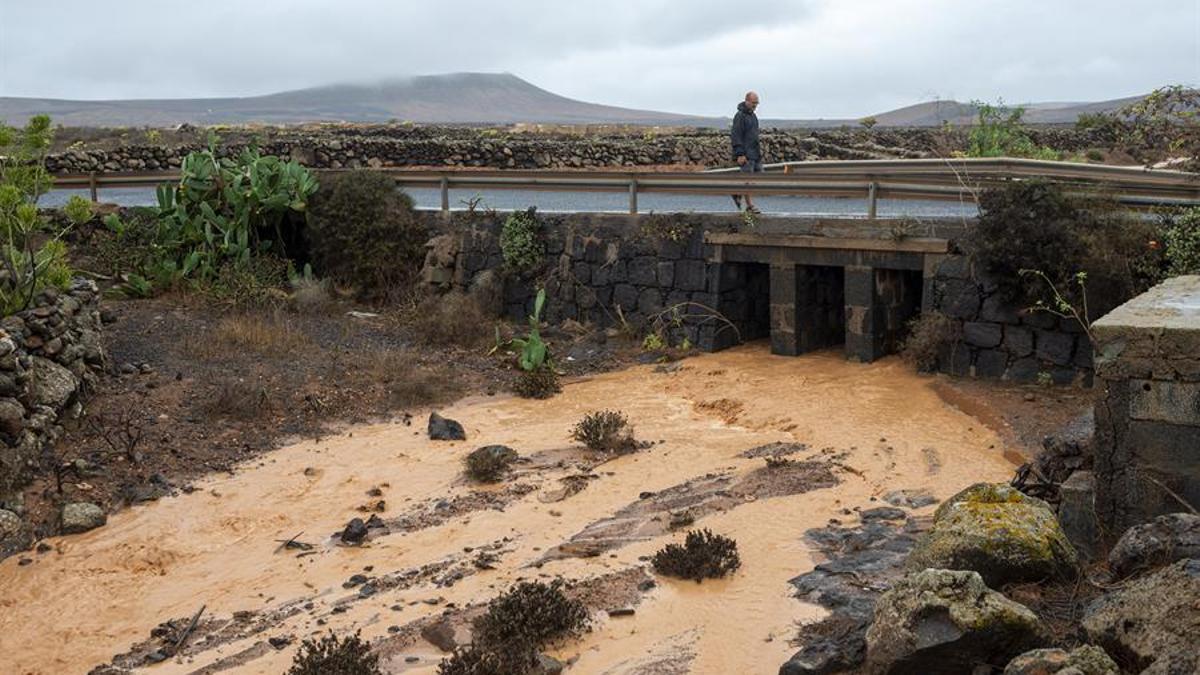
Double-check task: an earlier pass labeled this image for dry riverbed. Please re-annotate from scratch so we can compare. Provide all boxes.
[0,347,1021,675]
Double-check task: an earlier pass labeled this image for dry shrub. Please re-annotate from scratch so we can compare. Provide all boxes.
[652,529,742,582]
[202,378,273,421]
[463,445,518,482]
[354,349,464,410]
[288,277,336,315]
[513,367,560,399]
[408,292,493,348]
[188,312,312,359]
[900,311,960,372]
[288,631,380,675]
[570,410,635,453]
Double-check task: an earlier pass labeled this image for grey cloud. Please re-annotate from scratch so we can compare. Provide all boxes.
[0,0,1195,118]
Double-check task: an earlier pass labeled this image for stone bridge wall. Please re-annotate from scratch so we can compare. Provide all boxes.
[930,255,1093,385]
[420,212,1090,387]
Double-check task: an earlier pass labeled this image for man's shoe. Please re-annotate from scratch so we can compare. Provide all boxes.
[731,195,742,210]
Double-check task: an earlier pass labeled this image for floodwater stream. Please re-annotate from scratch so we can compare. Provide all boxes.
[0,347,1016,675]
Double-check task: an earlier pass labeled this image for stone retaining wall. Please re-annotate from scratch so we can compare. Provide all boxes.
[1093,275,1200,534]
[45,125,1095,174]
[0,280,106,531]
[930,255,1093,385]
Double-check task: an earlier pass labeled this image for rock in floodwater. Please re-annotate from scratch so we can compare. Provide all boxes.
[428,412,466,441]
[1107,513,1200,578]
[1003,645,1118,675]
[420,617,459,652]
[1082,558,1200,674]
[905,483,1078,587]
[60,502,106,534]
[340,517,368,544]
[865,568,1047,675]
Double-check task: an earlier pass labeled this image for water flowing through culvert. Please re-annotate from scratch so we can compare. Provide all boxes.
[0,346,1017,675]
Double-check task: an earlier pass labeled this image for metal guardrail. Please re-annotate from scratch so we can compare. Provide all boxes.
[52,157,1200,217]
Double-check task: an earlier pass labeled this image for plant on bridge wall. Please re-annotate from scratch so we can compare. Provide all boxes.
[971,179,1159,318]
[307,169,423,300]
[966,101,1059,160]
[0,115,88,316]
[1157,205,1200,278]
[500,206,545,275]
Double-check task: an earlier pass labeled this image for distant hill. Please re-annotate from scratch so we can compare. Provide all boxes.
[0,73,708,127]
[0,72,1144,128]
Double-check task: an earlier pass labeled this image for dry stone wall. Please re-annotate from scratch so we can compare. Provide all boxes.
[0,280,106,523]
[45,126,1095,174]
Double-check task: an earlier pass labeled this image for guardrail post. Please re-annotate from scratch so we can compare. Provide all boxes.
[88,172,98,202]
[867,181,878,219]
[628,178,638,214]
[439,176,450,217]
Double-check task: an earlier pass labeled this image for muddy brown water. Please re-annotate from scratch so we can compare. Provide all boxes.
[0,347,1016,675]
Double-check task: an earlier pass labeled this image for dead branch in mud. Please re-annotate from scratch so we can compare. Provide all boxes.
[171,604,206,656]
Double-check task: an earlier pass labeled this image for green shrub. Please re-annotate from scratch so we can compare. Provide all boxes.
[463,445,518,482]
[306,169,425,299]
[971,180,1156,316]
[500,207,544,275]
[0,115,76,315]
[287,631,380,675]
[652,529,742,582]
[900,311,960,372]
[1160,206,1200,277]
[966,102,1058,160]
[570,410,635,453]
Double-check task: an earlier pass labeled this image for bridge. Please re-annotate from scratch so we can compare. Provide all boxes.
[55,158,1200,366]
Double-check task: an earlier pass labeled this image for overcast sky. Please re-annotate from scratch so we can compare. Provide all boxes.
[1,0,1197,118]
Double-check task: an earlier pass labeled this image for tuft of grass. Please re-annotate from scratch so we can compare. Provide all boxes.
[570,410,635,453]
[463,445,518,482]
[202,378,273,421]
[652,529,741,582]
[287,631,380,675]
[408,291,494,349]
[288,276,336,315]
[187,312,312,360]
[352,349,465,410]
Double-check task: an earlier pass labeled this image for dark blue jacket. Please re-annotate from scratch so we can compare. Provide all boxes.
[731,101,761,161]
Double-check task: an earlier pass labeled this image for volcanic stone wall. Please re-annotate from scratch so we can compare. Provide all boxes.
[0,280,106,523]
[930,255,1093,385]
[44,125,1095,174]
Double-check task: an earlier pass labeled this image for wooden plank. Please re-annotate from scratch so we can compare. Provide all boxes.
[703,232,950,254]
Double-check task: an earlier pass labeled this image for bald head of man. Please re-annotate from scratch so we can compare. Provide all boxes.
[744,91,760,112]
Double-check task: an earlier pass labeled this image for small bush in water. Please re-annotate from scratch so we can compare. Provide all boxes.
[436,643,533,675]
[570,410,636,453]
[287,631,380,675]
[513,367,560,399]
[652,528,742,582]
[463,445,518,482]
[899,311,960,372]
[472,579,590,650]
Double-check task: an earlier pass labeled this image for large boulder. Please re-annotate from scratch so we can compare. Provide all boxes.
[1107,513,1200,578]
[30,356,79,409]
[60,502,106,534]
[1004,646,1119,675]
[1082,558,1200,674]
[906,483,1078,586]
[865,568,1047,674]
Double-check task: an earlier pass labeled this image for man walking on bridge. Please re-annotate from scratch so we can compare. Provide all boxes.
[731,91,762,213]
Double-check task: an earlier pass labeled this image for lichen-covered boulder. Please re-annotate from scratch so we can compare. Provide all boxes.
[906,483,1078,586]
[0,508,21,541]
[60,502,106,534]
[865,568,1047,674]
[1004,645,1118,675]
[30,356,79,409]
[1082,558,1200,675]
[1107,513,1200,578]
